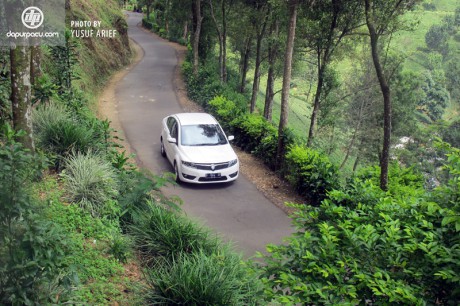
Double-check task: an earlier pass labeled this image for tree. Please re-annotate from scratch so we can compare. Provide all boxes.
[362,0,420,191]
[276,0,298,169]
[249,0,270,113]
[192,0,204,75]
[208,0,230,83]
[301,0,363,147]
[4,1,35,150]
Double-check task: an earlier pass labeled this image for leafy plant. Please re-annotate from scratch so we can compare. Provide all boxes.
[0,124,74,304]
[145,250,262,305]
[129,203,220,265]
[61,151,119,217]
[259,160,460,305]
[285,145,339,205]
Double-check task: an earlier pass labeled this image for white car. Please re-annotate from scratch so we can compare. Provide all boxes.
[160,113,239,183]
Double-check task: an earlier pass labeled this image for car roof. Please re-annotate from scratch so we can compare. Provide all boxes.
[174,113,218,126]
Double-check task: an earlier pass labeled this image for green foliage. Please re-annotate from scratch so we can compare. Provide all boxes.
[425,24,450,53]
[231,114,277,152]
[129,203,220,265]
[33,103,100,169]
[208,95,242,130]
[117,168,180,226]
[146,250,262,305]
[0,125,74,304]
[418,72,450,122]
[61,151,119,217]
[259,161,460,305]
[285,145,339,205]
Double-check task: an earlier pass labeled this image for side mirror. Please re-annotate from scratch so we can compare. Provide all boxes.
[228,135,234,141]
[167,137,177,144]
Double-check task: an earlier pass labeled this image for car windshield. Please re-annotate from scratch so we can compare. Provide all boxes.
[181,124,228,146]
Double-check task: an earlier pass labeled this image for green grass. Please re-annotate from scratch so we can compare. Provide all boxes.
[34,176,142,305]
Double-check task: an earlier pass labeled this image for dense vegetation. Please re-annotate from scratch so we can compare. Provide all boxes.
[1,0,459,304]
[141,0,460,304]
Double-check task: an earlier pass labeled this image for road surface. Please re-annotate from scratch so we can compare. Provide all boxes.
[117,12,293,257]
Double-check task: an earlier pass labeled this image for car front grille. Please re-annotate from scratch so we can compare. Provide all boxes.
[194,162,229,171]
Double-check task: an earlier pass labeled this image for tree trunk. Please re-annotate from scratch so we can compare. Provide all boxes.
[307,53,325,147]
[30,46,42,87]
[264,20,278,121]
[250,30,263,112]
[365,0,391,191]
[339,98,365,169]
[10,46,34,151]
[239,36,251,93]
[182,20,188,41]
[193,0,203,76]
[209,0,224,83]
[276,0,298,169]
[250,8,269,113]
[221,0,227,82]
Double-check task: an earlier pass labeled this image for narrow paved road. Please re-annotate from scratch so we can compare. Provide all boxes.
[117,12,293,257]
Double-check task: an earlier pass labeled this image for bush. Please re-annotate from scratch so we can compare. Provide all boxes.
[207,95,242,131]
[259,159,460,305]
[231,114,277,153]
[145,250,262,305]
[285,145,339,205]
[0,125,73,304]
[61,151,119,216]
[129,204,221,265]
[33,103,97,168]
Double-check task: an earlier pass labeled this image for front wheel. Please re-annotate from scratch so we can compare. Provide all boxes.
[160,139,166,157]
[174,162,181,183]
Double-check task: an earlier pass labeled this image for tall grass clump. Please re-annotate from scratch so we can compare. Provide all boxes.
[33,102,97,169]
[61,151,118,216]
[129,204,221,265]
[145,250,262,305]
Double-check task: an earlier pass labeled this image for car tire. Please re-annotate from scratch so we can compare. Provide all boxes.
[160,139,166,157]
[174,162,181,183]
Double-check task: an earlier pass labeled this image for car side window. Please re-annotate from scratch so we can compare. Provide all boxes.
[170,122,178,139]
[167,117,176,133]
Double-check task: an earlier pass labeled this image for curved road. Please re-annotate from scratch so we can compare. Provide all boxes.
[117,13,293,257]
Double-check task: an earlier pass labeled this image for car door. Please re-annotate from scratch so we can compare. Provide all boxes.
[165,117,178,164]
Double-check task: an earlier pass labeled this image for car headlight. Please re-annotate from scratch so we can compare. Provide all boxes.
[182,161,196,168]
[228,159,238,167]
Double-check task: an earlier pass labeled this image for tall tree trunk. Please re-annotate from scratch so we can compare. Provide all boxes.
[182,20,188,41]
[307,53,325,147]
[221,0,227,82]
[193,0,203,76]
[276,0,298,169]
[209,0,225,83]
[239,36,251,93]
[10,46,34,151]
[264,20,278,121]
[339,97,365,169]
[365,0,391,191]
[250,8,269,113]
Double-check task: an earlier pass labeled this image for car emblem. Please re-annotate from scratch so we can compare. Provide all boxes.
[211,164,215,171]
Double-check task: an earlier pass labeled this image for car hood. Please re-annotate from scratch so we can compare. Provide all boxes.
[179,144,238,164]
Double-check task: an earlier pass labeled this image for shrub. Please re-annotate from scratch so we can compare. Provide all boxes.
[61,151,119,216]
[259,159,460,305]
[33,103,97,168]
[0,125,73,304]
[145,250,262,305]
[231,114,277,153]
[129,204,220,265]
[207,95,241,131]
[285,145,339,205]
